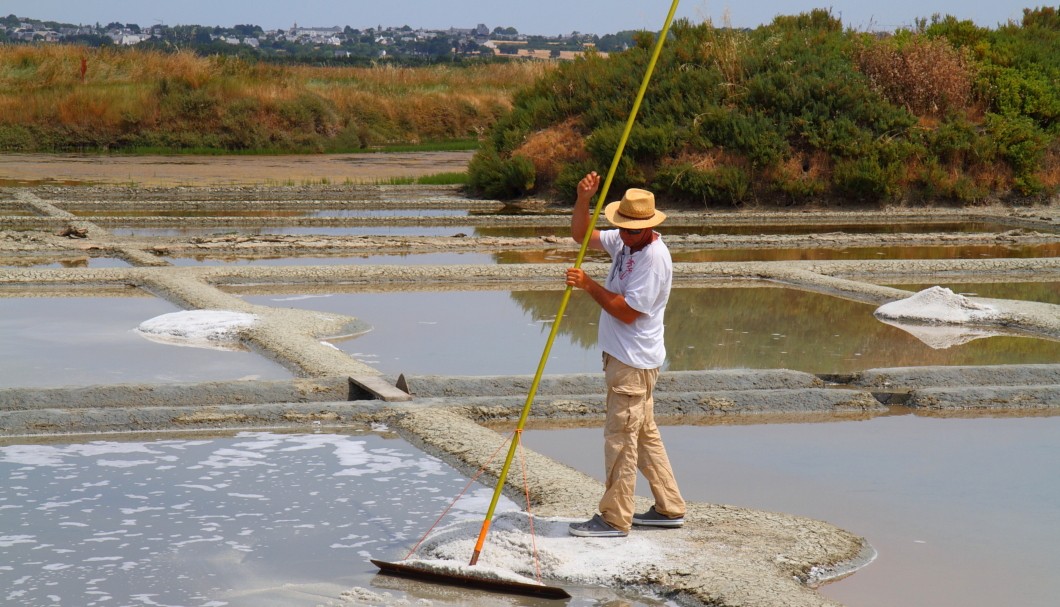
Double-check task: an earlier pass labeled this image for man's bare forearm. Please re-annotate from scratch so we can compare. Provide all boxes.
[580,275,640,324]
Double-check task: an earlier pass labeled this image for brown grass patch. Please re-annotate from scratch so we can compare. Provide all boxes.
[512,118,587,180]
[0,45,542,149]
[1038,145,1060,190]
[855,35,974,117]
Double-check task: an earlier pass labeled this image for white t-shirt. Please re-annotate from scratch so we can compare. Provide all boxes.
[597,229,672,369]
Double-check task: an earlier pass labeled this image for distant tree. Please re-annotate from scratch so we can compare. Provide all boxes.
[420,36,454,56]
[1,14,20,27]
[492,26,518,36]
[105,22,123,30]
[232,24,262,37]
[596,31,638,52]
[126,23,141,33]
[65,33,112,47]
[1022,6,1060,29]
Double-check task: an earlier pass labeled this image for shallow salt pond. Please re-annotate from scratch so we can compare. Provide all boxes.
[69,209,472,218]
[0,296,290,389]
[0,256,131,269]
[155,241,1058,266]
[521,410,1060,607]
[238,286,1060,375]
[110,226,468,237]
[165,252,500,267]
[0,430,675,607]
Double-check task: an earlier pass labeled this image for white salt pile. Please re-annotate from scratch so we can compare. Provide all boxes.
[874,287,1002,349]
[874,286,998,324]
[135,310,259,350]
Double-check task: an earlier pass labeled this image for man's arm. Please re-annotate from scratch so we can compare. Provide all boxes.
[565,268,642,324]
[571,172,604,250]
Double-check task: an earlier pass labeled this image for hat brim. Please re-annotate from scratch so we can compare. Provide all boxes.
[603,200,667,229]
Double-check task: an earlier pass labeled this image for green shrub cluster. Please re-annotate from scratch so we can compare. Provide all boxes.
[469,8,1060,205]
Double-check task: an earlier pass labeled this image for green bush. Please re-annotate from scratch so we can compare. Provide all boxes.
[832,155,903,200]
[982,66,1060,129]
[654,163,751,206]
[985,112,1049,193]
[277,92,340,136]
[0,125,34,151]
[914,160,988,203]
[694,107,788,166]
[467,148,536,198]
[466,10,1058,204]
[925,116,981,164]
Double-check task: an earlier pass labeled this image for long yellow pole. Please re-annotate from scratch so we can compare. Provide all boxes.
[469,0,682,566]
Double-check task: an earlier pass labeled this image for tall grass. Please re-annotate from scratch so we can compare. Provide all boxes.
[0,46,549,153]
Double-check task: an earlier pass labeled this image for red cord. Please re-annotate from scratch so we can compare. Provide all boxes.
[518,436,543,583]
[403,430,514,560]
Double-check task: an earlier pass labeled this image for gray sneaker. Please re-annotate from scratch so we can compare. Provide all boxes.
[632,506,684,528]
[568,514,628,538]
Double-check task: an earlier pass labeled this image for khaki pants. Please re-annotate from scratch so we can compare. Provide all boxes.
[599,353,686,532]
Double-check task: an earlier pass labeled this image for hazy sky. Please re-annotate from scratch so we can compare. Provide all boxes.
[4,1,1038,35]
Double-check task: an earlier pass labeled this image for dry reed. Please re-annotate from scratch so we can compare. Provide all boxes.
[0,45,550,150]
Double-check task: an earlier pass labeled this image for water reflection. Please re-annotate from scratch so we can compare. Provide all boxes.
[166,252,496,267]
[521,413,1060,607]
[0,256,131,269]
[493,244,1059,264]
[0,296,291,388]
[111,226,467,237]
[244,286,1060,376]
[670,242,1060,261]
[71,209,469,218]
[475,221,1017,238]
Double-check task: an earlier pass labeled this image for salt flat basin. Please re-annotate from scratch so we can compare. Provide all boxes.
[0,430,675,607]
[0,295,291,389]
[239,286,1060,376]
[522,411,1060,607]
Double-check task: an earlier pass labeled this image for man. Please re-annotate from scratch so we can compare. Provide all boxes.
[565,171,687,538]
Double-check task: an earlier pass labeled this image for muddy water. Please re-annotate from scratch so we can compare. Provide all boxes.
[107,239,1057,266]
[0,430,673,607]
[0,296,291,388]
[520,412,1060,607]
[167,252,498,266]
[670,242,1060,262]
[239,286,1060,376]
[111,226,469,237]
[69,209,472,218]
[475,221,1023,237]
[0,256,131,269]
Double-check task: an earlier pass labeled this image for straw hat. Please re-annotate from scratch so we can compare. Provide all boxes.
[603,188,667,229]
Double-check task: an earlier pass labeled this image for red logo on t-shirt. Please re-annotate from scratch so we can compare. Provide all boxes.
[619,255,636,281]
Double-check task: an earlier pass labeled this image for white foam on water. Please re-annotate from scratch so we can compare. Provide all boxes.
[135,310,259,350]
